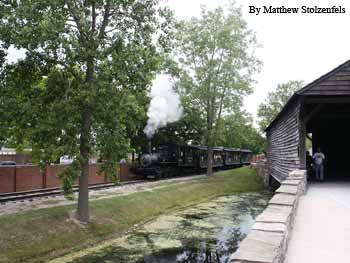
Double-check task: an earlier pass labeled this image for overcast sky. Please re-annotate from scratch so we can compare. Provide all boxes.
[168,0,350,121]
[6,0,350,122]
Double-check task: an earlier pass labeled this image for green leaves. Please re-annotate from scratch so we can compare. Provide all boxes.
[0,1,172,201]
[257,80,303,132]
[173,4,260,147]
[59,160,81,200]
[217,112,266,154]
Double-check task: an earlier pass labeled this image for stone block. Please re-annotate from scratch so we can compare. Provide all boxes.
[281,179,299,186]
[269,193,296,207]
[285,176,303,181]
[253,222,286,233]
[276,185,298,195]
[231,230,284,263]
[256,205,293,224]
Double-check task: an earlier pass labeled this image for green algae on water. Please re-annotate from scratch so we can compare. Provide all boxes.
[56,192,272,263]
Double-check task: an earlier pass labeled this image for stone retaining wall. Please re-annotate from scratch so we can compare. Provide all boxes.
[231,169,307,263]
[254,159,269,187]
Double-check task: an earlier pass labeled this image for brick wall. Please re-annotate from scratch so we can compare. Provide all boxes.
[120,163,141,181]
[0,163,138,194]
[46,165,67,188]
[89,164,107,184]
[0,167,16,193]
[15,166,42,192]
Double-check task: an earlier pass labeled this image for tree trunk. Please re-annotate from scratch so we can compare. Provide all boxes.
[206,147,213,176]
[77,107,92,222]
[76,49,94,222]
[206,114,214,176]
[206,87,216,176]
[77,155,90,222]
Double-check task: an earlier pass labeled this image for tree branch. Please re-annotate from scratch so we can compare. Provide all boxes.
[28,49,80,79]
[65,0,86,44]
[91,1,96,33]
[98,0,111,40]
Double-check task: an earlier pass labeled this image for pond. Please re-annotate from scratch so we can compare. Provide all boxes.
[69,192,272,263]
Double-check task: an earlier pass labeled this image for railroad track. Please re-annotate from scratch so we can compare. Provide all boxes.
[0,180,147,203]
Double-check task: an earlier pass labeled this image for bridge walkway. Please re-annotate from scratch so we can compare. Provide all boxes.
[285,182,350,263]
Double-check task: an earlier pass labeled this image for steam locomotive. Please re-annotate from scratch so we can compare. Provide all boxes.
[132,143,252,179]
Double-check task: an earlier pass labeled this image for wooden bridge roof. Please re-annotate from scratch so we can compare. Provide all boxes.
[265,59,350,131]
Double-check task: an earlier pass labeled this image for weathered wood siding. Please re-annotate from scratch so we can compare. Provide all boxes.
[267,101,301,181]
[266,60,350,182]
[301,64,350,95]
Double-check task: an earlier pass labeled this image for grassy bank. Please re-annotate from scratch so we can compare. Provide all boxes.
[0,167,264,263]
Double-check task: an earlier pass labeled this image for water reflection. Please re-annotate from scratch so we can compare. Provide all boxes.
[71,192,271,263]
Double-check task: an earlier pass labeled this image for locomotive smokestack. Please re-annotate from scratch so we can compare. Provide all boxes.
[148,140,152,154]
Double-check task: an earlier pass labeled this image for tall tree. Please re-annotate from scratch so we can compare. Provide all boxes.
[174,5,260,175]
[257,80,303,132]
[0,1,172,222]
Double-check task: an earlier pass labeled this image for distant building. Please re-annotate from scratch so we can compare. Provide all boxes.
[0,148,32,164]
[59,155,74,165]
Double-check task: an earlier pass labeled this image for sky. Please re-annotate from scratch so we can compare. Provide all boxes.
[6,0,350,123]
[167,0,350,121]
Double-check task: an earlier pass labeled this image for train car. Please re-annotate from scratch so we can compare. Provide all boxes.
[240,149,253,165]
[132,143,253,179]
[212,147,225,168]
[177,145,200,173]
[178,145,224,172]
[194,146,224,170]
[223,148,241,168]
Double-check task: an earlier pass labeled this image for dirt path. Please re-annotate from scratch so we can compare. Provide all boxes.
[0,174,206,216]
[285,182,350,263]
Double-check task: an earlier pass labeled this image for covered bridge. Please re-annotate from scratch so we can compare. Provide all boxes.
[266,59,350,182]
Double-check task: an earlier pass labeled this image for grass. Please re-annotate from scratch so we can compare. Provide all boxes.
[40,199,62,205]
[0,167,264,263]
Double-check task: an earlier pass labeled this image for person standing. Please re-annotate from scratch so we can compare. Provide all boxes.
[313,147,325,181]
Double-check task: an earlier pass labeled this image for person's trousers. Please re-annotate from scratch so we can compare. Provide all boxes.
[315,164,324,181]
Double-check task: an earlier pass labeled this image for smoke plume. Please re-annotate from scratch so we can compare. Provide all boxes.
[143,74,183,139]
